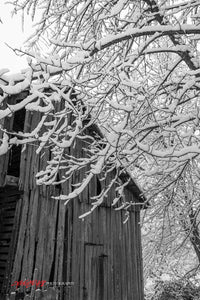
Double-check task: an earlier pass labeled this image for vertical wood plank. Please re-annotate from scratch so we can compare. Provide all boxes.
[11,191,30,283]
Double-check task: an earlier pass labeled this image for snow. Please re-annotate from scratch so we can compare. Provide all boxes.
[0,93,38,120]
[106,99,132,112]
[54,172,94,201]
[0,0,200,228]
[67,51,91,64]
[0,69,10,77]
[1,77,31,95]
[26,101,54,113]
[79,205,97,219]
[136,140,200,160]
[21,115,47,138]
[0,133,9,155]
[95,25,200,51]
[119,71,140,89]
[109,0,127,16]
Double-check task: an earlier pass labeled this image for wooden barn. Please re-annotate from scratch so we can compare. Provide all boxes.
[0,89,145,300]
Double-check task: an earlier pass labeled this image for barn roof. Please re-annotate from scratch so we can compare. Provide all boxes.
[3,87,147,208]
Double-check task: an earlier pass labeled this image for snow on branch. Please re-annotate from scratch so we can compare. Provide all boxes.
[0,133,9,156]
[0,0,200,215]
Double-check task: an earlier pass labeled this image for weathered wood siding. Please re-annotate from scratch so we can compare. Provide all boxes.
[0,187,22,294]
[0,94,144,300]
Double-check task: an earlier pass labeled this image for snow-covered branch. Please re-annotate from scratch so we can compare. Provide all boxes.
[0,0,200,219]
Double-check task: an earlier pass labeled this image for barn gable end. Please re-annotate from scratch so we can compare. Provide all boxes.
[0,91,144,300]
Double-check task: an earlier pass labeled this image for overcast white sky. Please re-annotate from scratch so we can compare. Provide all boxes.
[0,1,34,74]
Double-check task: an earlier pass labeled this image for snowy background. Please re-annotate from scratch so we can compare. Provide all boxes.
[0,1,34,73]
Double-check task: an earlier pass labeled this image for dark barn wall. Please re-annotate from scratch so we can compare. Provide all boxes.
[0,93,144,300]
[0,186,22,293]
[7,186,143,300]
